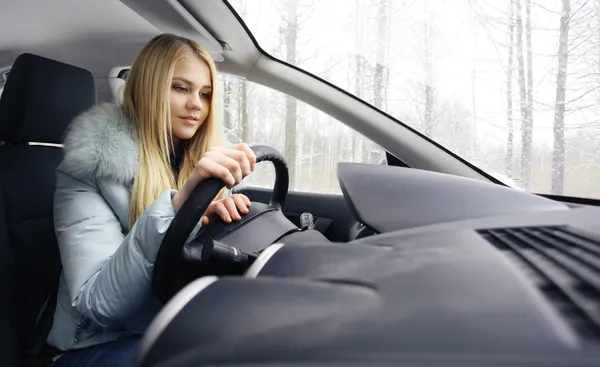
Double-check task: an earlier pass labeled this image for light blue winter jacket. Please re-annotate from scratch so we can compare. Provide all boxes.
[47,103,210,350]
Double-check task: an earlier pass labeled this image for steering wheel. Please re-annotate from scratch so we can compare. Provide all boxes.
[152,145,289,304]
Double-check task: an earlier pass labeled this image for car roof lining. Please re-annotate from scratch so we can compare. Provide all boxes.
[0,0,223,76]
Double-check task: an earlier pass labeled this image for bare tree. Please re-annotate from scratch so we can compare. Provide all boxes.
[598,0,600,92]
[364,0,391,163]
[373,0,390,110]
[434,99,473,156]
[552,0,571,194]
[280,0,299,186]
[471,0,478,157]
[466,0,520,167]
[240,81,250,142]
[222,77,233,131]
[506,0,515,175]
[351,0,366,162]
[233,0,250,144]
[525,0,534,153]
[417,1,437,137]
[515,0,531,189]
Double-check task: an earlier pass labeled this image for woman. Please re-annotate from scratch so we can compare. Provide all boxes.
[47,34,256,366]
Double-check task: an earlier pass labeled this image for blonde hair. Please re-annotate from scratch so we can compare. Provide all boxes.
[122,33,225,226]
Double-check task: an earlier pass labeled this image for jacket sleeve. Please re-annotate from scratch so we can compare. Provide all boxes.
[54,169,182,328]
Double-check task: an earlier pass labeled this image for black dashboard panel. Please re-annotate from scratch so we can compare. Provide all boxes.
[137,206,600,367]
[337,162,568,234]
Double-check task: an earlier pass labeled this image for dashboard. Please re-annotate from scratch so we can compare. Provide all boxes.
[338,162,568,237]
[135,163,600,367]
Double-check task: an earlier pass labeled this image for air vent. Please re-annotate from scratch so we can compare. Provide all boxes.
[478,226,600,341]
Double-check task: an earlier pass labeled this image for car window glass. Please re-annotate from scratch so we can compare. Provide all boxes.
[229,0,600,199]
[219,75,385,193]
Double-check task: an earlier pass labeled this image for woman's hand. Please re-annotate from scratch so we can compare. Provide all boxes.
[202,194,251,224]
[172,143,256,213]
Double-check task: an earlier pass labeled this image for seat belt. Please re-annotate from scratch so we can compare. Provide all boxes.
[24,284,61,367]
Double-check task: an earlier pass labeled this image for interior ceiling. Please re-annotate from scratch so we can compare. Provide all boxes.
[0,0,236,76]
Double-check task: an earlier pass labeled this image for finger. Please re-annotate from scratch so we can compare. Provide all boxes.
[202,215,209,225]
[213,202,231,223]
[208,152,243,186]
[223,197,241,220]
[235,143,256,172]
[238,153,251,178]
[232,194,249,214]
[203,202,215,217]
[239,194,251,207]
[220,148,250,179]
[198,157,236,188]
[202,202,218,221]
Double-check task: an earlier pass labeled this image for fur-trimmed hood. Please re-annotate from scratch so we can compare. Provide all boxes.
[61,103,139,184]
[60,103,236,189]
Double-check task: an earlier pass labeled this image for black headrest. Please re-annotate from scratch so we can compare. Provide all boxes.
[0,53,96,144]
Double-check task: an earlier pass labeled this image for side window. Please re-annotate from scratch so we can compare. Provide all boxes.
[219,75,385,193]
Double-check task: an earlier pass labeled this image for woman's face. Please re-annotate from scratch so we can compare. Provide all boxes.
[169,55,212,144]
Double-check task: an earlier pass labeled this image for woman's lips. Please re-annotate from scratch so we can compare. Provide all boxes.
[180,116,199,125]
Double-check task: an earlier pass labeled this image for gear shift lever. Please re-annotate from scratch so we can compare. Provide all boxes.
[300,212,315,230]
[200,240,257,269]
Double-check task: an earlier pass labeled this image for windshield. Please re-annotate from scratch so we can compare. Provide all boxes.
[228,0,600,200]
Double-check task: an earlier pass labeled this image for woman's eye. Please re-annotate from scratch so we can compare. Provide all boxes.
[172,85,187,92]
[200,91,212,98]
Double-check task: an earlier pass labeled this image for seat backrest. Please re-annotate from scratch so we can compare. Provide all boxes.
[0,53,96,366]
[109,77,126,103]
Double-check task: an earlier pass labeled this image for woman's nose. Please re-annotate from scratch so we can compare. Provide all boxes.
[186,94,203,111]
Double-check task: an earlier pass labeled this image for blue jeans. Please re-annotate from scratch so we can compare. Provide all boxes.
[53,337,140,367]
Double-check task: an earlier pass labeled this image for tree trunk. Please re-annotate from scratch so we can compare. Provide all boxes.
[524,0,534,180]
[352,54,362,161]
[222,78,232,132]
[331,121,340,187]
[352,0,363,162]
[373,0,388,109]
[525,0,533,123]
[308,114,315,188]
[237,0,248,145]
[240,81,250,143]
[281,0,299,187]
[471,0,478,157]
[423,3,435,137]
[506,0,515,174]
[367,0,390,163]
[551,0,570,195]
[424,84,434,136]
[515,0,530,189]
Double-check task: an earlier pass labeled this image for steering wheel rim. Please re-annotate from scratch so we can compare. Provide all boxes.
[152,144,288,303]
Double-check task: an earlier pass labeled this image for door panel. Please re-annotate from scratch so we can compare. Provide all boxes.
[237,187,356,242]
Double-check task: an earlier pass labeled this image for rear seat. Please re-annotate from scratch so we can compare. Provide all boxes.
[0,53,96,366]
